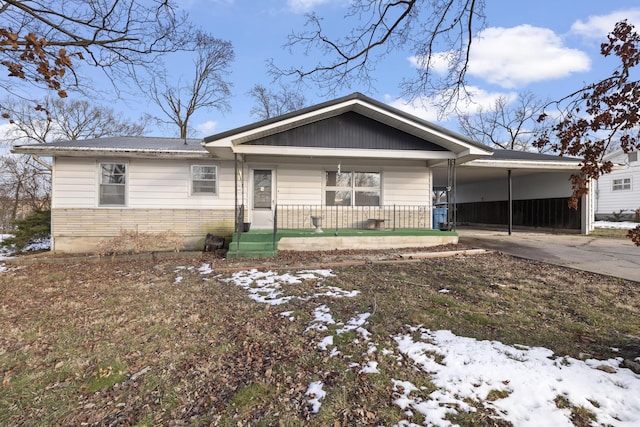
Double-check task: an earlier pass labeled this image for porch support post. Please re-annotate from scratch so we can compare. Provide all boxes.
[447,159,457,231]
[507,169,513,235]
[234,153,238,232]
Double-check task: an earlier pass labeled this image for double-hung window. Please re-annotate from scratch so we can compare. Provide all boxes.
[191,165,218,195]
[325,171,380,206]
[99,163,126,206]
[612,177,631,191]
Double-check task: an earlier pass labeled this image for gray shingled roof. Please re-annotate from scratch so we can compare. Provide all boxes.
[13,136,205,152]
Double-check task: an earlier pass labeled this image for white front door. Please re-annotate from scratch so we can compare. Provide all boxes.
[251,169,275,229]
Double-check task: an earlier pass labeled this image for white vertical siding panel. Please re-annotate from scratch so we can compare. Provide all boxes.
[53,157,97,208]
[276,166,322,204]
[383,168,431,205]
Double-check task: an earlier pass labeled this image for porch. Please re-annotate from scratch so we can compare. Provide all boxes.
[228,204,458,258]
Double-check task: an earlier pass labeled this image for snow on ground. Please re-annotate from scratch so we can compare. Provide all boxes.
[594,220,639,229]
[198,265,640,425]
[395,326,640,427]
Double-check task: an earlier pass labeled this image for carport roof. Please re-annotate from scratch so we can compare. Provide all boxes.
[433,149,584,187]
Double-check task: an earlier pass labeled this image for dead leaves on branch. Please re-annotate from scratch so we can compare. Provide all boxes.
[535,21,640,246]
[0,29,81,98]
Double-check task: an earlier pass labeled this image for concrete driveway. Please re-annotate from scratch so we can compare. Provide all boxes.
[458,229,640,283]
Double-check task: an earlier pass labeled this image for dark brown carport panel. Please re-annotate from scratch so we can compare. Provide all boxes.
[457,197,581,229]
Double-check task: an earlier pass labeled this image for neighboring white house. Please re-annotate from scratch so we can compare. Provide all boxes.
[11,93,593,254]
[595,149,640,220]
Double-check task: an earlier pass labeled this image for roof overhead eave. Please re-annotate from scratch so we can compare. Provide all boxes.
[466,158,584,170]
[11,146,212,159]
[230,144,457,160]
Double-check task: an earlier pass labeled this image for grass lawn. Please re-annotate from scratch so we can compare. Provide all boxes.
[1,248,638,426]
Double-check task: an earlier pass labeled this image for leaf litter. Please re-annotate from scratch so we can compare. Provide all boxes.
[0,248,639,426]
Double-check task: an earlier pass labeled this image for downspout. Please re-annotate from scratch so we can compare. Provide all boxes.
[30,154,52,171]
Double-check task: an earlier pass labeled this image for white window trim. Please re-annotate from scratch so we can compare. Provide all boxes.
[323,170,382,206]
[612,177,632,191]
[190,164,219,196]
[98,161,128,207]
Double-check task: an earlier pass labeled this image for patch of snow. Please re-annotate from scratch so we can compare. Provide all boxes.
[279,310,294,321]
[223,269,357,306]
[594,220,639,229]
[336,312,371,340]
[0,234,50,260]
[394,326,640,427]
[438,288,450,294]
[305,381,326,414]
[359,361,379,374]
[317,335,333,351]
[174,276,183,284]
[198,263,214,274]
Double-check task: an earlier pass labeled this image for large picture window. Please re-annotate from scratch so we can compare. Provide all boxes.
[99,163,126,205]
[612,177,631,191]
[192,165,218,194]
[325,171,380,206]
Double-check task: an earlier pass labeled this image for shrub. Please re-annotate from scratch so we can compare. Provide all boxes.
[0,210,51,252]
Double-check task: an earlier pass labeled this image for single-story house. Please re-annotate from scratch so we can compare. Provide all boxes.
[11,93,593,255]
[595,148,640,220]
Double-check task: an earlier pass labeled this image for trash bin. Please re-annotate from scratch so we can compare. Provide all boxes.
[433,207,448,229]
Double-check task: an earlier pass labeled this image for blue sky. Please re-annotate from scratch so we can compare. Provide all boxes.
[172,0,640,137]
[7,0,640,139]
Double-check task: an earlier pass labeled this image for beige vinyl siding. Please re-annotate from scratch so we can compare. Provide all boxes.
[382,167,431,205]
[275,166,322,204]
[53,157,237,209]
[53,157,97,208]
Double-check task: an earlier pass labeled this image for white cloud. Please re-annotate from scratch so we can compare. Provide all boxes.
[385,86,516,123]
[571,8,640,39]
[468,25,591,88]
[287,0,333,13]
[195,120,218,136]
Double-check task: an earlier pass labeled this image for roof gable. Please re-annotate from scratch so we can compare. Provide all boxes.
[246,111,447,151]
[203,93,492,162]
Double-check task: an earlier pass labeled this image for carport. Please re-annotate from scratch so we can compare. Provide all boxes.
[432,150,594,234]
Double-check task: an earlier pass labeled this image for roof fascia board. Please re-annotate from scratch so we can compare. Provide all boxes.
[11,146,212,159]
[349,102,492,155]
[466,159,583,170]
[231,144,457,160]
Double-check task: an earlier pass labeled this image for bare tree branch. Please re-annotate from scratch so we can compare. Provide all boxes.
[270,0,485,107]
[0,0,198,101]
[248,84,307,120]
[458,91,550,151]
[145,33,234,138]
[534,20,640,244]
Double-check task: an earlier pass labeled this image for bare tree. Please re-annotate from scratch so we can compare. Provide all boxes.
[2,96,147,144]
[0,155,50,232]
[458,92,550,151]
[270,0,486,107]
[535,21,640,244]
[146,33,234,138]
[0,96,147,230]
[248,84,307,120]
[0,0,198,108]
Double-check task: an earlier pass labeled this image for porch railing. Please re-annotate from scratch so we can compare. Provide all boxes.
[276,204,430,231]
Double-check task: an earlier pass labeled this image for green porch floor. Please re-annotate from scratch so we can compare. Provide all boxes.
[227,228,458,259]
